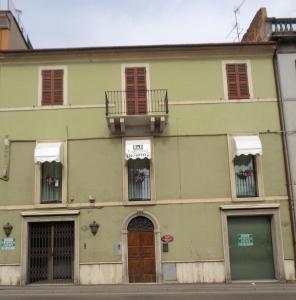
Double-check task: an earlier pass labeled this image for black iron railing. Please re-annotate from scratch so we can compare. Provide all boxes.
[105,89,168,116]
[235,172,257,198]
[268,18,296,33]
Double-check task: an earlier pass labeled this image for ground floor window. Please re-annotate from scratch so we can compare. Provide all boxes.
[41,162,63,203]
[128,158,150,201]
[234,154,257,197]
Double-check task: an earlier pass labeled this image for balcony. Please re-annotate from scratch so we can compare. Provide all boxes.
[268,17,296,40]
[105,89,168,134]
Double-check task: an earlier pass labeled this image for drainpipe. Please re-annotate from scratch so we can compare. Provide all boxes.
[0,136,10,181]
[273,53,296,276]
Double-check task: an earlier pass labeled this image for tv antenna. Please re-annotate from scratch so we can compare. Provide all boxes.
[226,0,247,42]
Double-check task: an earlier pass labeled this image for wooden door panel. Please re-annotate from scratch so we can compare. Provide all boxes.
[128,229,156,283]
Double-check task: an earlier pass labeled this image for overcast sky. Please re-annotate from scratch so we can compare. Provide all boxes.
[7,0,296,48]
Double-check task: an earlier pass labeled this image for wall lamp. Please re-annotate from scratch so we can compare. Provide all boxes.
[89,221,100,236]
[3,223,13,237]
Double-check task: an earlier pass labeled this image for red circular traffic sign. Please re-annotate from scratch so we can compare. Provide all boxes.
[161,234,174,243]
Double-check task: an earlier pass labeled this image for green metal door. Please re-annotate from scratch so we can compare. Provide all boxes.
[228,215,275,280]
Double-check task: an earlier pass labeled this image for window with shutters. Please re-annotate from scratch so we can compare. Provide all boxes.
[39,66,67,106]
[125,67,147,115]
[222,61,253,100]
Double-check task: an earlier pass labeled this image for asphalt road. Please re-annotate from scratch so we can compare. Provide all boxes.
[0,283,296,299]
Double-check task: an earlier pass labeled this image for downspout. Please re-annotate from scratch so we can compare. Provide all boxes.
[0,136,10,181]
[273,52,296,276]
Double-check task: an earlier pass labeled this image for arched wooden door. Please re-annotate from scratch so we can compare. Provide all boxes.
[127,216,156,283]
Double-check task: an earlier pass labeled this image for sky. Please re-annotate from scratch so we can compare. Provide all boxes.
[5,0,296,48]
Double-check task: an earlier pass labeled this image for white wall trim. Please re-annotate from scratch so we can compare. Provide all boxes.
[0,104,105,112]
[220,203,280,210]
[0,99,277,112]
[21,210,80,216]
[0,196,288,211]
[221,60,254,100]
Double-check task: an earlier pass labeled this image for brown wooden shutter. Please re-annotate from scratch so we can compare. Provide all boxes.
[226,64,250,100]
[125,67,147,115]
[53,70,64,105]
[41,69,64,105]
[41,70,53,105]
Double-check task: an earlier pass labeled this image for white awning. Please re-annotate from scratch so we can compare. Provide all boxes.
[125,140,151,160]
[34,142,64,164]
[233,136,262,156]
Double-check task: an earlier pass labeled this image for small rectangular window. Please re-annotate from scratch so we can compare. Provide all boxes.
[41,69,64,105]
[41,162,62,203]
[128,158,150,201]
[226,63,250,99]
[234,154,257,197]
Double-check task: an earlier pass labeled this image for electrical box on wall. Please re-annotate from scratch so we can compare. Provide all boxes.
[115,241,122,255]
[162,243,169,252]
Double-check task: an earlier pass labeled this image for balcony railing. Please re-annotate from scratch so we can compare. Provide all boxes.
[268,17,296,34]
[105,89,168,117]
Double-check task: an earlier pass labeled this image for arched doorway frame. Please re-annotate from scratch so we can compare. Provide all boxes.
[121,209,161,283]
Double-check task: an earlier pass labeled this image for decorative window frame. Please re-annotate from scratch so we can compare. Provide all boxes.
[227,134,264,202]
[38,65,68,106]
[220,204,285,282]
[20,210,80,285]
[222,60,254,100]
[121,63,151,114]
[122,137,155,204]
[34,140,68,206]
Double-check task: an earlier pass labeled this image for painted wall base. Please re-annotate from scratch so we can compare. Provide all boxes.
[0,265,21,285]
[176,261,225,283]
[284,259,296,281]
[79,263,123,284]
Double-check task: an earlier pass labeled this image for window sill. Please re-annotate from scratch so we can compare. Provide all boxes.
[124,200,157,206]
[34,203,67,209]
[232,196,265,202]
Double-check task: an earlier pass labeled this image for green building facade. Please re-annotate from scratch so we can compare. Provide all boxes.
[0,43,295,284]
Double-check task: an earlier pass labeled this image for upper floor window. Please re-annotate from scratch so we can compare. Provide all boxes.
[39,66,67,106]
[223,61,253,100]
[125,67,147,115]
[226,63,250,99]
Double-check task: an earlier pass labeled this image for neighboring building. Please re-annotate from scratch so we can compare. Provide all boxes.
[0,2,32,50]
[243,7,296,279]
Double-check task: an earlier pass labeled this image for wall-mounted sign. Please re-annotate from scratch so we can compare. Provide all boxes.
[237,233,254,247]
[161,234,174,244]
[1,237,16,250]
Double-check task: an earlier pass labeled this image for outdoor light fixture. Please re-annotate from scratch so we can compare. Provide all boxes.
[3,222,13,237]
[89,221,99,236]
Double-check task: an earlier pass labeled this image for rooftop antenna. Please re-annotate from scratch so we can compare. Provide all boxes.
[226,0,247,42]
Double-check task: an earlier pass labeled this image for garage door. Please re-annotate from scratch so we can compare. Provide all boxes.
[228,215,275,280]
